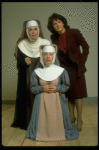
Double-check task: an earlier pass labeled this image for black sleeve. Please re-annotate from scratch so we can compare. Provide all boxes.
[17,48,28,69]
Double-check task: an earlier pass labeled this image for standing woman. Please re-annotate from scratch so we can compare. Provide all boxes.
[11,19,50,130]
[47,13,89,131]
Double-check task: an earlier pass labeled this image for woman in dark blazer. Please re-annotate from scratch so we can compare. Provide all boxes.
[47,13,89,131]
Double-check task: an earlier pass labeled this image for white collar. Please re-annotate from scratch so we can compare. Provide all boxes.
[35,64,64,81]
[18,37,50,58]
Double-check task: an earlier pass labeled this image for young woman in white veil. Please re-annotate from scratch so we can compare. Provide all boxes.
[26,44,79,141]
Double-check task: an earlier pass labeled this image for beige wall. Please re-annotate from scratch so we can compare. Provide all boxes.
[2,2,98,100]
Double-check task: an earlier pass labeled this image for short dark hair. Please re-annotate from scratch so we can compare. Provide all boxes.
[47,13,70,34]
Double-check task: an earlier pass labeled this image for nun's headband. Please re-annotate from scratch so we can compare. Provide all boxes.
[26,20,39,28]
[42,45,55,53]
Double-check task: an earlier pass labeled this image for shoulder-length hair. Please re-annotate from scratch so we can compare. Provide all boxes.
[15,19,44,58]
[47,13,70,35]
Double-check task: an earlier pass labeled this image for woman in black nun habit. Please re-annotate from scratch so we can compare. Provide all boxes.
[11,19,50,130]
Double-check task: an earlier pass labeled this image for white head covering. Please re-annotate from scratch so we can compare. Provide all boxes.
[35,44,64,81]
[42,45,55,53]
[26,20,39,42]
[26,20,39,28]
[18,20,51,58]
[41,45,56,67]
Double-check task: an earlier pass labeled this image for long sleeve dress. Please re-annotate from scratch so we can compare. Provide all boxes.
[26,69,79,141]
[11,37,51,130]
[11,48,40,130]
[51,29,89,100]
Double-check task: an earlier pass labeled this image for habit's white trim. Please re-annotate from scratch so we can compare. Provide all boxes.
[35,64,64,81]
[26,20,39,28]
[18,37,50,58]
[40,45,57,67]
[26,20,39,42]
[34,44,63,81]
[42,45,55,53]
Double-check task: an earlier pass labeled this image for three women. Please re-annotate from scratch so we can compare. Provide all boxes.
[12,12,89,140]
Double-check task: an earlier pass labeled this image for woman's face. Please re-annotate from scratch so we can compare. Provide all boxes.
[43,52,54,65]
[52,19,66,34]
[28,26,38,40]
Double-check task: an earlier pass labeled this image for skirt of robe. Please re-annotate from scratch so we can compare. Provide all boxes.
[26,78,79,141]
[11,57,40,129]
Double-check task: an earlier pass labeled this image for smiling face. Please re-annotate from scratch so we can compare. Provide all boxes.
[43,52,54,66]
[28,26,38,40]
[52,19,66,34]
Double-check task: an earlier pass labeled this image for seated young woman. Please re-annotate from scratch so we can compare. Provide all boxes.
[26,44,79,141]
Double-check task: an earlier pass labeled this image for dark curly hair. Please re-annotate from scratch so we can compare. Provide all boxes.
[47,13,70,35]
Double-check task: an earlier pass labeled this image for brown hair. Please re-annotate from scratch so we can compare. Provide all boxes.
[15,19,44,58]
[47,13,70,35]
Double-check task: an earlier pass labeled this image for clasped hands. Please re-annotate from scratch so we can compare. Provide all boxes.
[25,57,56,93]
[43,84,56,93]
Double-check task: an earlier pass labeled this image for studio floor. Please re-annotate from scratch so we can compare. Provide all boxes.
[2,102,98,147]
